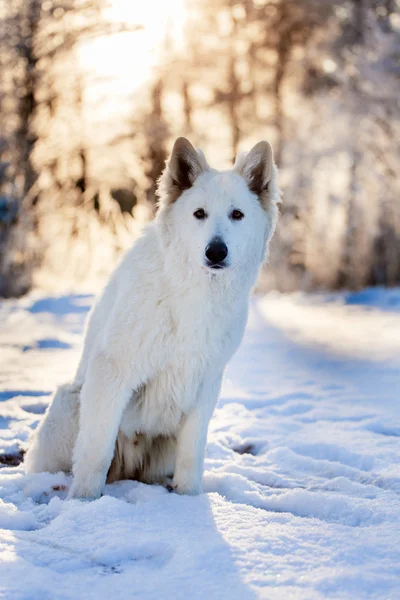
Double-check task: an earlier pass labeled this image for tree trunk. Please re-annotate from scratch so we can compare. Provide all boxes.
[182,80,192,132]
[17,0,41,200]
[273,1,290,166]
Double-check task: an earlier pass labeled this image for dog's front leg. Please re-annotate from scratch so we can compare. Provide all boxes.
[68,351,133,500]
[171,372,223,495]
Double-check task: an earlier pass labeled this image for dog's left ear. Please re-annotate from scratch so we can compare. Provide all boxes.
[157,137,209,205]
[234,141,275,199]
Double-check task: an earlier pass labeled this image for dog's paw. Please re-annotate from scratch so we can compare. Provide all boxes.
[168,476,202,496]
[68,486,102,501]
[67,471,104,501]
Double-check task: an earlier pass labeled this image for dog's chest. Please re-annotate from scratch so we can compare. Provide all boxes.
[159,287,235,363]
[120,297,241,438]
[121,365,197,437]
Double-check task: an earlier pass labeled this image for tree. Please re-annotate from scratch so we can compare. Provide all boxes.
[0,0,140,296]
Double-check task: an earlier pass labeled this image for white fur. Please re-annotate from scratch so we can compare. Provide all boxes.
[25,139,280,499]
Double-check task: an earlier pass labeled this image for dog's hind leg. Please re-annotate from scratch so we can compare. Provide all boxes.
[138,436,177,486]
[24,383,80,474]
[107,432,151,484]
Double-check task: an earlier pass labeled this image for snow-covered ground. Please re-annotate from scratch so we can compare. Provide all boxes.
[1,289,400,599]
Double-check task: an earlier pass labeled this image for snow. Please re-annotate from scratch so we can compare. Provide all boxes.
[1,289,400,599]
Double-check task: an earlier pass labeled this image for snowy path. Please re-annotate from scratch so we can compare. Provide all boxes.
[0,290,400,599]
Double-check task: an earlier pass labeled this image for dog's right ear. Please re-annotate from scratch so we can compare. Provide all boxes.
[169,137,206,191]
[157,137,208,205]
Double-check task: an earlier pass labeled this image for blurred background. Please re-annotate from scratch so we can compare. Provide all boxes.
[0,0,399,297]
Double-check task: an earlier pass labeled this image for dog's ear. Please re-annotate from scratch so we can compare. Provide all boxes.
[169,137,206,190]
[234,141,274,199]
[157,137,208,205]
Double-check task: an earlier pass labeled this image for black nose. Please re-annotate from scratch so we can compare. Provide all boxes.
[205,239,228,264]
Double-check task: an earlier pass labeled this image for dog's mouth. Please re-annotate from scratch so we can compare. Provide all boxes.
[205,261,229,271]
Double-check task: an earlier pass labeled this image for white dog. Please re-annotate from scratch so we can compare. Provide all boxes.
[25,137,280,499]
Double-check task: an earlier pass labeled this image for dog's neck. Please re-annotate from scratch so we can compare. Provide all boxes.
[162,246,258,307]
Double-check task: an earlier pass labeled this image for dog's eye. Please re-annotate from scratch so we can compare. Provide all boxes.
[193,208,207,220]
[231,209,244,221]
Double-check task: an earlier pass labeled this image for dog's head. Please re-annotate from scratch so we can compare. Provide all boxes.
[157,137,280,278]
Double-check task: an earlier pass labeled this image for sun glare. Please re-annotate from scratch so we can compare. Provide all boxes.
[79,0,187,93]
